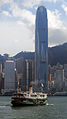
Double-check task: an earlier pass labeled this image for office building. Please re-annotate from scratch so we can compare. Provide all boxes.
[4,60,16,93]
[22,60,35,91]
[35,6,48,92]
[16,57,24,74]
[0,63,2,93]
[16,57,24,89]
[55,64,64,92]
[64,64,67,79]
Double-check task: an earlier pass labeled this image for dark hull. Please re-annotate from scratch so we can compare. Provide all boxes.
[11,98,47,107]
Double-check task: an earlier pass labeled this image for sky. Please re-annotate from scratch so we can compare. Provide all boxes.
[0,0,67,56]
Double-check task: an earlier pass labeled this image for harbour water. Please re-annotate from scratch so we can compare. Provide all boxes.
[0,96,67,119]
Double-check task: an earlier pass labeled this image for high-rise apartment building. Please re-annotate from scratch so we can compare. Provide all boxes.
[35,6,48,92]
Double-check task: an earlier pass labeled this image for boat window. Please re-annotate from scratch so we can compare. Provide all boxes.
[40,95,45,97]
[31,95,37,97]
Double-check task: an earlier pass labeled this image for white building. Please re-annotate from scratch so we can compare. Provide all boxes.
[4,60,16,92]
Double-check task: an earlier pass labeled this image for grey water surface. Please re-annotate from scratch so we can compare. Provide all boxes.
[0,96,67,119]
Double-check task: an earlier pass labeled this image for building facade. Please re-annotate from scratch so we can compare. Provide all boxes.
[0,63,3,93]
[35,6,48,92]
[64,64,67,79]
[16,57,24,89]
[55,64,64,92]
[22,60,35,91]
[4,60,16,92]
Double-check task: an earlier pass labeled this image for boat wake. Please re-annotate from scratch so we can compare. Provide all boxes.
[46,103,54,106]
[0,105,11,108]
[0,106,8,108]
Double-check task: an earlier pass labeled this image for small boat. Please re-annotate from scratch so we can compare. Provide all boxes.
[11,89,47,106]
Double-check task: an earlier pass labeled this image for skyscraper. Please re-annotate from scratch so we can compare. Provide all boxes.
[35,6,48,92]
[22,59,35,91]
[4,60,16,92]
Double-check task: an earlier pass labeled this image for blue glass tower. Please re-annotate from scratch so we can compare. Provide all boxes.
[35,6,48,92]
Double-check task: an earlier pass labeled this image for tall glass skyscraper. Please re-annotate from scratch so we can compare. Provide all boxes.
[35,6,48,92]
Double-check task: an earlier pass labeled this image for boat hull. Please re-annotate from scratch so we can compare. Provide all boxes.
[11,98,47,106]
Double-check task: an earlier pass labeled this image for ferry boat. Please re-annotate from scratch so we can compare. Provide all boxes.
[11,88,47,106]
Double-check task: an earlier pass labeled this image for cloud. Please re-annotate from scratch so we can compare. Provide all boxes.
[0,0,67,56]
[45,0,58,3]
[2,11,11,17]
[12,6,35,26]
[0,0,13,5]
[62,4,67,15]
[45,0,64,3]
[0,22,34,56]
[48,9,67,46]
[11,4,65,30]
[11,6,67,50]
[22,0,42,8]
[21,0,60,8]
[0,3,35,56]
[47,9,65,29]
[48,28,67,47]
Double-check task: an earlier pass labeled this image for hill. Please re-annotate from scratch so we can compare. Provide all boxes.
[48,43,67,66]
[0,43,67,66]
[14,43,67,66]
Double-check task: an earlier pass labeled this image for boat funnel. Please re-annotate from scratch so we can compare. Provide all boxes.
[29,87,33,94]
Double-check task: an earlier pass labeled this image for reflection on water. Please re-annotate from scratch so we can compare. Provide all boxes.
[0,96,67,119]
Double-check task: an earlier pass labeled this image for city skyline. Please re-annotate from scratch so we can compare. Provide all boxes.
[0,0,67,56]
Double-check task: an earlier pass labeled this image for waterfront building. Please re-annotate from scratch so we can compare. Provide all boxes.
[4,60,16,93]
[35,6,48,92]
[15,57,35,91]
[49,65,56,81]
[16,57,24,74]
[48,65,57,94]
[0,63,2,93]
[22,60,35,91]
[16,57,24,89]
[55,64,64,92]
[64,79,67,91]
[63,64,67,91]
[64,64,67,79]
[0,63,2,74]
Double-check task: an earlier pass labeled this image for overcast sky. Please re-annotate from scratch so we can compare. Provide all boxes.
[0,0,67,56]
